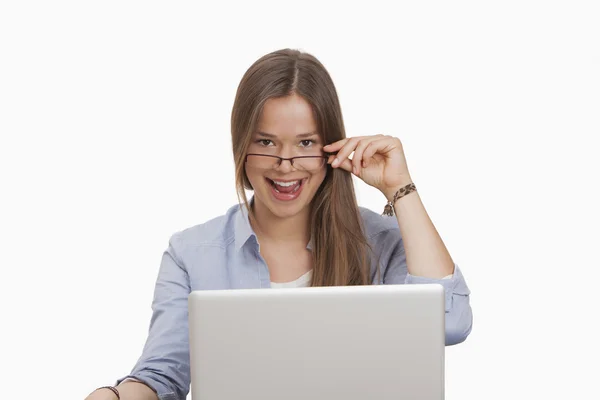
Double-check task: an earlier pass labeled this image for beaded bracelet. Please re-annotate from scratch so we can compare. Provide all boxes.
[96,386,120,399]
[382,183,417,216]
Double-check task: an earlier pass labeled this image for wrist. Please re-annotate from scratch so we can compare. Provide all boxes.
[92,386,120,400]
[382,179,414,202]
[382,182,417,216]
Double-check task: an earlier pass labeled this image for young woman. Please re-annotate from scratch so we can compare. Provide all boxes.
[86,48,472,400]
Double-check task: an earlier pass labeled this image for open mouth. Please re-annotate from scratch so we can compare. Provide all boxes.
[266,178,305,194]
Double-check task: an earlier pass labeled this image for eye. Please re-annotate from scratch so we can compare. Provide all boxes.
[256,139,273,146]
[300,139,315,147]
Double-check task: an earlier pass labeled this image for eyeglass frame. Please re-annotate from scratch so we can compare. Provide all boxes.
[244,153,334,170]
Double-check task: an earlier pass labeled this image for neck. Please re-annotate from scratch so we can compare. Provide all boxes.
[250,198,311,246]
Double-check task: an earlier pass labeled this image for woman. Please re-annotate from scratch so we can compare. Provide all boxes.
[87,48,472,400]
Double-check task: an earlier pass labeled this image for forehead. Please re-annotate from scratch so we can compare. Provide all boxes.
[256,94,318,138]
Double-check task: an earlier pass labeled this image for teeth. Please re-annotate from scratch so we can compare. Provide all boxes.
[273,180,300,187]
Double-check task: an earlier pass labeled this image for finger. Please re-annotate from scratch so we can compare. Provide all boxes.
[363,137,395,168]
[352,136,381,174]
[331,137,361,168]
[322,138,349,153]
[334,156,355,174]
[323,135,369,154]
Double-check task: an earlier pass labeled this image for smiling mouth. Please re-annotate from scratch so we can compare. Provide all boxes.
[266,177,305,193]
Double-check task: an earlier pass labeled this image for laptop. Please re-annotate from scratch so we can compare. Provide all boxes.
[188,284,445,399]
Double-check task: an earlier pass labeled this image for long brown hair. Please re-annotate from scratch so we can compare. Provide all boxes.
[231,48,373,286]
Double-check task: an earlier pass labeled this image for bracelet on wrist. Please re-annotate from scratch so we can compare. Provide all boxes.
[96,386,120,399]
[382,183,417,216]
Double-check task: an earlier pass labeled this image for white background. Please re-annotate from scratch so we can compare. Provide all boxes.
[1,1,599,399]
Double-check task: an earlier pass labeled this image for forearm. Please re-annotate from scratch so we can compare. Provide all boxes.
[116,381,159,400]
[86,382,158,400]
[386,186,454,279]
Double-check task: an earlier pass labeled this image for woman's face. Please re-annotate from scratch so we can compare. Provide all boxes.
[245,93,328,220]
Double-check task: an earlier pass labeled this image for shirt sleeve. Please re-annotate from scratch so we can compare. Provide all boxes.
[115,233,191,400]
[379,230,473,346]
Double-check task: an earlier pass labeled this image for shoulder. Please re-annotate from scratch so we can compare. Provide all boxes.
[169,203,240,252]
[358,206,402,241]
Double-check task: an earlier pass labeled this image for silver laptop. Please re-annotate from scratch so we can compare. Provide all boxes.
[188,284,445,399]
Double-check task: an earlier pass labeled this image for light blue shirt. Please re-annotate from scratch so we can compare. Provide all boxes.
[116,201,473,400]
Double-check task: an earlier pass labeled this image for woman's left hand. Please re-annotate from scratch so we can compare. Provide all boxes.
[323,134,413,201]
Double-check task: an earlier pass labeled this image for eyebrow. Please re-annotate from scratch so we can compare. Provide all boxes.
[256,131,319,139]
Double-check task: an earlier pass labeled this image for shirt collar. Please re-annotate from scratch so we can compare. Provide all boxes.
[234,200,256,252]
[233,196,314,252]
[306,237,313,251]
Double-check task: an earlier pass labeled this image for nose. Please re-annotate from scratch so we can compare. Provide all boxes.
[275,157,295,173]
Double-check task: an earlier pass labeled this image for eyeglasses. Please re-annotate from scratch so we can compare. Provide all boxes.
[245,154,329,171]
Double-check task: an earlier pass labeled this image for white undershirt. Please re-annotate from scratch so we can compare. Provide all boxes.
[270,270,313,288]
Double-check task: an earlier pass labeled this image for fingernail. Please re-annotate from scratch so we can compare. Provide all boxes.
[332,158,339,167]
[353,166,358,175]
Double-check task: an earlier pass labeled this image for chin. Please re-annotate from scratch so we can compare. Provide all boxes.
[265,204,306,219]
[261,195,312,220]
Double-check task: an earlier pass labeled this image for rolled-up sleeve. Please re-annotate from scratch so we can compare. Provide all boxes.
[405,266,472,345]
[380,230,473,346]
[115,233,191,400]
